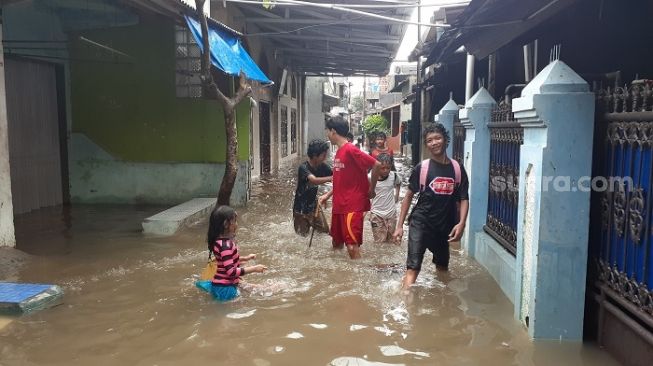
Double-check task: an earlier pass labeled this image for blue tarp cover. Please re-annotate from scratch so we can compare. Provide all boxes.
[185,15,272,84]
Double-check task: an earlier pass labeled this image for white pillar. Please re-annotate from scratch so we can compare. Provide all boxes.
[0,21,16,247]
[459,88,496,255]
[437,97,459,159]
[465,53,475,102]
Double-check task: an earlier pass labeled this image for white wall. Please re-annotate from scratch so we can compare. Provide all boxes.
[305,77,328,146]
[277,73,301,169]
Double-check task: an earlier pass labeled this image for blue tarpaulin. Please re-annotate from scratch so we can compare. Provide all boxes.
[185,15,272,84]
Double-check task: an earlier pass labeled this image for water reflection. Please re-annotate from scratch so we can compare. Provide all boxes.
[0,160,618,366]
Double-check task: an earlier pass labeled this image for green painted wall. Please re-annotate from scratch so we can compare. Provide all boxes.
[70,13,249,163]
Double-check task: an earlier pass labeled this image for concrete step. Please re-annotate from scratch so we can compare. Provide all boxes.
[0,282,63,315]
[142,198,216,236]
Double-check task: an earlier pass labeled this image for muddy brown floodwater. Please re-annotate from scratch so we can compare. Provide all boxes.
[0,159,620,366]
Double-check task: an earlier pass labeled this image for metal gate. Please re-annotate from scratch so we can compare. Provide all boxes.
[452,116,465,165]
[587,81,653,365]
[5,58,64,215]
[483,100,523,256]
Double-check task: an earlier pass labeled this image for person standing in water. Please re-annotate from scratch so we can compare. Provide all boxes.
[393,123,469,288]
[292,139,332,236]
[319,116,382,259]
[369,153,401,243]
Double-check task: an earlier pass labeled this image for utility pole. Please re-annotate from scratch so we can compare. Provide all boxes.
[412,0,422,164]
[362,74,367,124]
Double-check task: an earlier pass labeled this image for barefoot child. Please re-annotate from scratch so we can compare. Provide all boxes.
[196,205,266,301]
[393,123,469,289]
[369,153,401,243]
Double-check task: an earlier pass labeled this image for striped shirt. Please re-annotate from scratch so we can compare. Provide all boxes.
[211,238,244,286]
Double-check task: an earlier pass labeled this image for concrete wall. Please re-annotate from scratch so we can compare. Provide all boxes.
[69,13,251,205]
[69,134,249,206]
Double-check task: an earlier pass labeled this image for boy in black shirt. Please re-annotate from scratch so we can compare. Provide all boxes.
[293,139,333,236]
[393,123,469,288]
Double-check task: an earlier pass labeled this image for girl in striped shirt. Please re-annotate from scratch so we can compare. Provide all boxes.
[203,205,266,301]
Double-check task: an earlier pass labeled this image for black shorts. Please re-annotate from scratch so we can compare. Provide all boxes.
[406,223,450,271]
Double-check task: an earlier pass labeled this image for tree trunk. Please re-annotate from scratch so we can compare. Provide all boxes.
[194,0,251,206]
[218,108,238,205]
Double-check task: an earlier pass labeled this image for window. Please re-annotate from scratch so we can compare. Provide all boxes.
[291,75,297,99]
[291,108,297,154]
[175,25,202,98]
[281,106,288,157]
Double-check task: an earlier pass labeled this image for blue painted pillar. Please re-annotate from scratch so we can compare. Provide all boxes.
[459,88,496,256]
[512,60,594,340]
[436,98,459,158]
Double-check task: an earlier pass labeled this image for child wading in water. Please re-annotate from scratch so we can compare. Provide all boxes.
[394,123,469,289]
[197,205,266,301]
[292,139,332,236]
[369,153,401,243]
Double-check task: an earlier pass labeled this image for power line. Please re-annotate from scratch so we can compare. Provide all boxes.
[226,0,451,27]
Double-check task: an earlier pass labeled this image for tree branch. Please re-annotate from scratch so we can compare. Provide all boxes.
[229,73,253,109]
[195,0,230,107]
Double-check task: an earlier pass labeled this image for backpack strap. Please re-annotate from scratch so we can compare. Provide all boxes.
[419,158,461,192]
[450,158,461,186]
[419,159,430,192]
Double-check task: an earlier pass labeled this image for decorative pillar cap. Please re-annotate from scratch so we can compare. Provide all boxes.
[465,87,497,108]
[439,98,459,115]
[521,60,589,97]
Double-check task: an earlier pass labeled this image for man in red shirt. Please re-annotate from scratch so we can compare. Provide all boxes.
[319,116,382,259]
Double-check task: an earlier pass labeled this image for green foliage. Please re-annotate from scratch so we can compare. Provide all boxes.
[361,114,389,137]
[350,96,364,113]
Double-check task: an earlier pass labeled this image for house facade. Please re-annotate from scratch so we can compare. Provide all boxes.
[0,0,305,249]
[420,0,653,364]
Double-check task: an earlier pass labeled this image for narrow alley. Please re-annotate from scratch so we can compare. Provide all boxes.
[0,161,617,366]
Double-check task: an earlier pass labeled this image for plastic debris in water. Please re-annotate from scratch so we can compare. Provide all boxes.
[373,325,395,336]
[349,324,368,331]
[308,323,328,329]
[379,345,429,358]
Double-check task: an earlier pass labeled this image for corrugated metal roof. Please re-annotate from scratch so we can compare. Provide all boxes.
[127,0,242,37]
[233,1,411,76]
[171,0,242,36]
[425,0,579,65]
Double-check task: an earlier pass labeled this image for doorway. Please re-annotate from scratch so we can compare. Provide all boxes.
[5,57,68,214]
[259,101,271,174]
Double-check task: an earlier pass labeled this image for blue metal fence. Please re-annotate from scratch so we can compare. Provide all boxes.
[452,118,465,165]
[484,101,523,255]
[594,83,653,315]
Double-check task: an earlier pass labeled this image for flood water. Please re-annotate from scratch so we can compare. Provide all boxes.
[0,159,619,366]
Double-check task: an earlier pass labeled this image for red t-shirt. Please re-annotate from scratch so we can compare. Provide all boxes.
[332,142,378,214]
[370,147,394,159]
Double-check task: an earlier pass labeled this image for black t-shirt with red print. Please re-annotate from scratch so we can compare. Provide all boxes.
[408,158,469,233]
